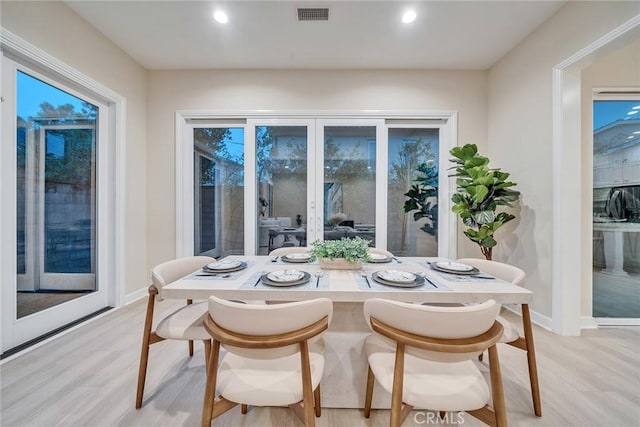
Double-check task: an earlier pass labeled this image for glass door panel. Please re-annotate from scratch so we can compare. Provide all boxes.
[16,71,97,316]
[255,126,308,254]
[322,126,376,245]
[194,127,245,257]
[387,128,440,256]
[592,99,640,319]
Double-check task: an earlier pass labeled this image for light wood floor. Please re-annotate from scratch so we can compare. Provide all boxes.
[1,298,639,426]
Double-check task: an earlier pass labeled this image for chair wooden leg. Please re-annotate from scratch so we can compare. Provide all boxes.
[522,304,542,417]
[364,365,375,418]
[241,404,248,414]
[203,340,211,372]
[201,340,221,427]
[136,292,156,409]
[390,343,406,427]
[187,299,194,357]
[488,345,507,427]
[299,341,315,427]
[314,385,321,417]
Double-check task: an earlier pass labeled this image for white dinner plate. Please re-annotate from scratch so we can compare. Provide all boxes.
[435,261,474,272]
[284,253,311,260]
[267,270,305,283]
[372,272,424,288]
[369,253,391,263]
[205,260,242,270]
[376,270,416,283]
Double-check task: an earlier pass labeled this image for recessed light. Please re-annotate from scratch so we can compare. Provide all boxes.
[402,10,416,24]
[632,105,640,110]
[628,111,638,115]
[628,136,634,139]
[633,131,640,134]
[213,10,228,24]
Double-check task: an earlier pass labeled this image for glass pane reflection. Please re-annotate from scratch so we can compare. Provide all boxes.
[387,128,439,257]
[323,126,376,244]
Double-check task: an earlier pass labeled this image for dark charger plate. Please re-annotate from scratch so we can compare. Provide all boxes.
[261,271,312,287]
[371,271,425,288]
[202,261,248,273]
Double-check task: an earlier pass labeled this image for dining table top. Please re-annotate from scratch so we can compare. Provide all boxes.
[161,255,532,305]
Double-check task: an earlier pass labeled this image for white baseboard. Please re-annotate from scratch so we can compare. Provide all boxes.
[580,316,599,329]
[125,287,148,304]
[503,304,553,331]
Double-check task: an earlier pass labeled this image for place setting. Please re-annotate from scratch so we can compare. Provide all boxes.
[188,259,249,280]
[427,261,496,282]
[271,252,315,264]
[242,269,328,290]
[356,269,447,290]
[367,253,393,263]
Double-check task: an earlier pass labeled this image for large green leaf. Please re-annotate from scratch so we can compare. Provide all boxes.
[474,185,488,203]
[472,209,494,225]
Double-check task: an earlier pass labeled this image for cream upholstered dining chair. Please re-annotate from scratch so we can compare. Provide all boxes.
[363,298,506,427]
[456,258,541,417]
[135,256,214,409]
[201,296,333,427]
[268,246,311,257]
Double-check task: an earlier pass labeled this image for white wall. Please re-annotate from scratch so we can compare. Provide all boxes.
[580,40,640,316]
[488,1,639,319]
[1,1,149,296]
[147,69,488,269]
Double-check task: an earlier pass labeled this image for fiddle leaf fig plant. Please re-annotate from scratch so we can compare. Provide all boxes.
[403,160,439,239]
[449,144,520,260]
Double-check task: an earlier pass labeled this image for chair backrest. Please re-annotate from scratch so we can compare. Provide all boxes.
[364,298,500,362]
[368,248,394,258]
[269,246,311,257]
[151,256,215,300]
[208,296,333,358]
[456,258,525,287]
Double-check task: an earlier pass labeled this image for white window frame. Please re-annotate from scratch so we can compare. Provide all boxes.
[0,29,126,353]
[176,110,457,259]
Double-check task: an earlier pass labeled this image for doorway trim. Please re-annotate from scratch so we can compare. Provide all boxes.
[0,29,127,352]
[551,15,640,335]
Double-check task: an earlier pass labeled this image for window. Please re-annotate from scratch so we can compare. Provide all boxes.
[177,112,456,259]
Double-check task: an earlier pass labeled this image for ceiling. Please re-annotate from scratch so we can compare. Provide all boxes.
[65,0,566,70]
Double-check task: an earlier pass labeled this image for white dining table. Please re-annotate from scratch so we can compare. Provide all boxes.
[163,255,532,409]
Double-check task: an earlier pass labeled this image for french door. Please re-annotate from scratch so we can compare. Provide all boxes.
[179,113,456,259]
[1,58,109,353]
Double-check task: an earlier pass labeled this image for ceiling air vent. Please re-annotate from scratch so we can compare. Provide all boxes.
[297,8,329,21]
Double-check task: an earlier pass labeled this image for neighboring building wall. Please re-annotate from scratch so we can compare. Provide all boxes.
[2,1,149,296]
[580,40,640,317]
[146,69,488,269]
[488,1,639,319]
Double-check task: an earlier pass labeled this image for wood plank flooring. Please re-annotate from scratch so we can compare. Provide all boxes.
[1,298,639,426]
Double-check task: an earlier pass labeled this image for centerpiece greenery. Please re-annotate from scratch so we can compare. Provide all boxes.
[449,144,520,260]
[310,236,371,269]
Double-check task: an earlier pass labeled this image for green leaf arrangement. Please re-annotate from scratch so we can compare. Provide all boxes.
[310,237,371,263]
[449,144,520,260]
